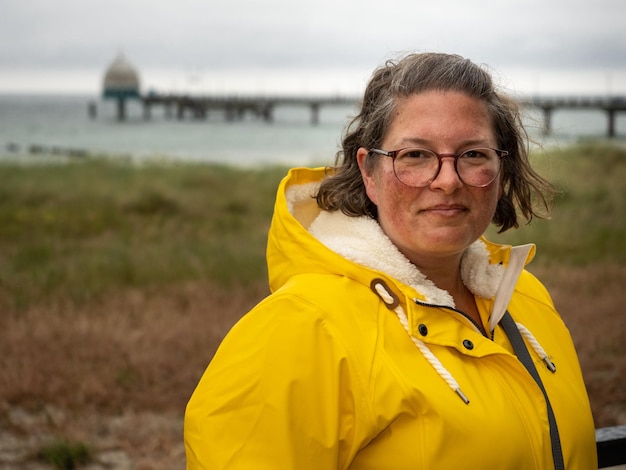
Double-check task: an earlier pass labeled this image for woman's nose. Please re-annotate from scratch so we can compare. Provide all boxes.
[429,157,463,192]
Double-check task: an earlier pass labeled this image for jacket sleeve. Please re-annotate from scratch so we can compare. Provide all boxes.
[184,293,371,470]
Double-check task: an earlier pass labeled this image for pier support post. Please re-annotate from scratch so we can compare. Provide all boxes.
[310,103,320,125]
[607,109,616,138]
[543,107,553,135]
[88,101,97,120]
[143,102,151,120]
[261,105,273,123]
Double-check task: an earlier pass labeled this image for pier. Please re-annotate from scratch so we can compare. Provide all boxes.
[98,92,626,137]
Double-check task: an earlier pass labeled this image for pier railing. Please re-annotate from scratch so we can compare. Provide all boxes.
[141,92,358,125]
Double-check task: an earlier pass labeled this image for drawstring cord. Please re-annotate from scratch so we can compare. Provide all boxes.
[371,278,558,406]
[515,322,557,373]
[371,280,470,404]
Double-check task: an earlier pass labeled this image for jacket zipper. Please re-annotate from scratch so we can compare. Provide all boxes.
[414,299,491,339]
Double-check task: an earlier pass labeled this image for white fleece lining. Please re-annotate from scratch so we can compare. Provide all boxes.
[309,210,504,306]
[287,180,504,306]
[285,182,320,230]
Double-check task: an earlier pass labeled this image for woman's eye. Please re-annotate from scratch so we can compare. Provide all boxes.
[462,149,487,159]
[403,149,430,159]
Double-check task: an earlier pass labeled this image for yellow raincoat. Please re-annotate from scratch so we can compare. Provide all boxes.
[185,167,597,469]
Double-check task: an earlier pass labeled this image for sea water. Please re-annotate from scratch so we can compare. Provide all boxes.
[1,94,624,167]
[0,94,351,167]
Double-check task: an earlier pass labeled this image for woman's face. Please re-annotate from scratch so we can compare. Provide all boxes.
[357,90,503,267]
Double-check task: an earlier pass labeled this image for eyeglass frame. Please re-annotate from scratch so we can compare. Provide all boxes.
[368,147,509,188]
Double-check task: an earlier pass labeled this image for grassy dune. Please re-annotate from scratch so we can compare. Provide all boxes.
[0,142,624,467]
[0,161,286,311]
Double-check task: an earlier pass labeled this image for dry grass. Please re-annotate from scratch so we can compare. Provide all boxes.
[0,281,267,414]
[532,263,626,427]
[0,281,268,468]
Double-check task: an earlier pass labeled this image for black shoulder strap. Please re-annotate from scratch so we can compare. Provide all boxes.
[501,311,565,470]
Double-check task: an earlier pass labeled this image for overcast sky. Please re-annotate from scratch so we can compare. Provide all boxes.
[1,0,625,96]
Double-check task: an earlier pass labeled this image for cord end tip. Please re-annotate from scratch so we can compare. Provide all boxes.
[455,388,470,404]
[544,357,557,373]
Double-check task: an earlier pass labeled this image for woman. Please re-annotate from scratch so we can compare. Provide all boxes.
[185,53,597,469]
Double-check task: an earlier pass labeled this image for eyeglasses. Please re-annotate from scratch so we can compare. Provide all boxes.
[369,147,508,188]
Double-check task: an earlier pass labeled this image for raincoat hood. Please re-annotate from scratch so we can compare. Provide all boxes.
[267,167,534,316]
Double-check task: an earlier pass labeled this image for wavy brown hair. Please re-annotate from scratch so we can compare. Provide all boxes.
[316,52,554,232]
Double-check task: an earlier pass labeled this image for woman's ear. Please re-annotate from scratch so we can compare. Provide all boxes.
[357,147,379,205]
